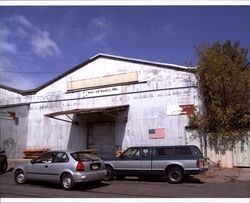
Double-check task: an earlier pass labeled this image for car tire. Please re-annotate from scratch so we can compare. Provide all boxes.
[15,169,26,184]
[167,167,184,184]
[105,165,114,181]
[61,173,75,191]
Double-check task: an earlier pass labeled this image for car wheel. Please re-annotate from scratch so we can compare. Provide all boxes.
[15,170,26,184]
[167,167,184,184]
[61,173,75,190]
[105,165,114,181]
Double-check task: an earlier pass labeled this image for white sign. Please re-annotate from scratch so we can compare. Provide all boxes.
[167,105,183,116]
[83,86,122,98]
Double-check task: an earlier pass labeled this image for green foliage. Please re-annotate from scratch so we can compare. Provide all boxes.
[192,40,250,153]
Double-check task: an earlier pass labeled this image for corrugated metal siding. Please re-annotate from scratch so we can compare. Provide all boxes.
[87,122,115,159]
[1,57,199,161]
[0,105,29,159]
[186,131,250,168]
[233,140,250,167]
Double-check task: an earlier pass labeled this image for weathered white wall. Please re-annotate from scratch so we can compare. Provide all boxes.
[186,131,250,168]
[0,105,29,158]
[0,56,198,159]
[26,105,72,150]
[0,87,24,106]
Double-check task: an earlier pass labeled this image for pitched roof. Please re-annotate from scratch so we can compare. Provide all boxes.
[0,83,24,95]
[0,53,195,96]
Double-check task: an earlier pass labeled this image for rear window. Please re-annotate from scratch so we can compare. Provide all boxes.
[153,146,192,157]
[71,152,101,162]
[192,146,204,158]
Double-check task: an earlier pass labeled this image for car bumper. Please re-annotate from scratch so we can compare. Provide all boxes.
[185,168,208,175]
[73,170,107,183]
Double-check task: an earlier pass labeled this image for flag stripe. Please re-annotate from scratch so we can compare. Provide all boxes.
[148,128,165,139]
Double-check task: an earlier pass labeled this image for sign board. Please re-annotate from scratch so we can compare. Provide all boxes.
[83,86,122,98]
[67,72,138,91]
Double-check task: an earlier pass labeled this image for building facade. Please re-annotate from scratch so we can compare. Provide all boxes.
[1,54,249,167]
[0,54,198,160]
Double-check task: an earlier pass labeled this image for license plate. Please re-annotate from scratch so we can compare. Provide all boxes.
[91,164,99,170]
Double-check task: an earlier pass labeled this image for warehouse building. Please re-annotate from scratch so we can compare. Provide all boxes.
[1,54,249,168]
[0,54,197,160]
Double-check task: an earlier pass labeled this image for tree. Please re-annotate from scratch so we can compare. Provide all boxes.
[189,40,250,154]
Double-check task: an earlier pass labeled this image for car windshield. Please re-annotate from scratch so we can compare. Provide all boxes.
[71,152,101,162]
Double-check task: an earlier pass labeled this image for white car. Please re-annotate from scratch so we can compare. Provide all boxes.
[14,150,106,190]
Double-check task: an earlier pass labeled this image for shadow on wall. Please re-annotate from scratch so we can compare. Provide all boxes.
[3,137,17,158]
[67,114,86,151]
[67,108,129,157]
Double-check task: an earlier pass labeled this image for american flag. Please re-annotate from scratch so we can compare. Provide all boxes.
[148,128,165,139]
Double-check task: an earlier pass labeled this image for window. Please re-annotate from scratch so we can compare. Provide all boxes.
[173,147,192,156]
[154,147,174,157]
[192,146,204,158]
[34,152,55,164]
[141,148,150,159]
[153,146,192,158]
[53,152,69,163]
[121,148,140,159]
[71,152,101,162]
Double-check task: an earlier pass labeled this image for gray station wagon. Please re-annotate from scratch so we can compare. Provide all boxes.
[14,150,106,190]
[104,145,208,183]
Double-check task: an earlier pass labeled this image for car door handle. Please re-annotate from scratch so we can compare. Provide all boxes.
[45,165,48,168]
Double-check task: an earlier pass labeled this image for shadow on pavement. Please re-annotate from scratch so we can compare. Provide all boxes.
[26,180,110,191]
[111,176,205,184]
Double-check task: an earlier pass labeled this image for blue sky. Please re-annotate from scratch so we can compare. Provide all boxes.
[0,6,249,90]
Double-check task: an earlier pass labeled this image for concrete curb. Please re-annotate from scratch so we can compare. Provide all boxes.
[196,168,250,183]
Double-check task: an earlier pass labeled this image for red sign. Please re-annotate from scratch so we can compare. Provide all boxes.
[179,104,196,115]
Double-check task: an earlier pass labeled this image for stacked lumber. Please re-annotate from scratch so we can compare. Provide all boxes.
[23,148,49,159]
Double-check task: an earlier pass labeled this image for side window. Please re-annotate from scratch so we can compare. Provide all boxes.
[34,152,55,164]
[121,148,140,159]
[153,147,174,157]
[53,152,69,163]
[141,148,150,159]
[173,147,192,156]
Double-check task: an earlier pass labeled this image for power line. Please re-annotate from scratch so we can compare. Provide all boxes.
[0,70,61,74]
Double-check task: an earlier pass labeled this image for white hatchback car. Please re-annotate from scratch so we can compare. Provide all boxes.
[14,150,106,190]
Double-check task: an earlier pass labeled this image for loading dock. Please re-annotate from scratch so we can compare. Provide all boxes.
[44,105,129,158]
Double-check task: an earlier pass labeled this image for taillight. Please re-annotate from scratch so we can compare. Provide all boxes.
[76,162,85,171]
[197,160,200,168]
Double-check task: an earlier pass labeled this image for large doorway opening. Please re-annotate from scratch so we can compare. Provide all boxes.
[87,122,115,159]
[45,105,129,159]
